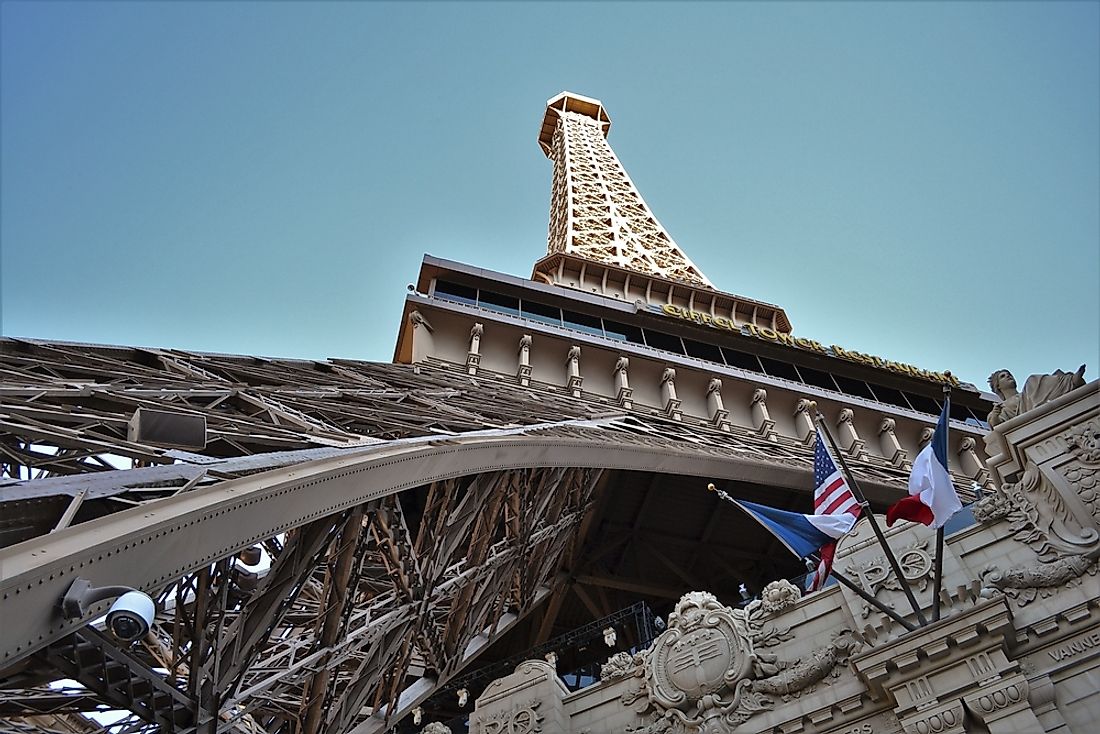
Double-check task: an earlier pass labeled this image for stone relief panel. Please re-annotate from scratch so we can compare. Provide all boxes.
[473,699,543,734]
[1062,417,1100,528]
[607,591,860,734]
[971,379,1100,609]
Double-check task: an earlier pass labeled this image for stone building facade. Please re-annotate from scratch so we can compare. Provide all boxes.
[465,380,1099,733]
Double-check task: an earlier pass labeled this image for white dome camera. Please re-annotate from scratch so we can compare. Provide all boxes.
[106,591,155,642]
[61,578,156,644]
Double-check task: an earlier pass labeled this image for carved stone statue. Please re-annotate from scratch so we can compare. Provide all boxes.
[756,579,801,616]
[987,366,1086,427]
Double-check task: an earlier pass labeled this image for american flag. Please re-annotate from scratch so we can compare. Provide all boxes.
[806,428,861,591]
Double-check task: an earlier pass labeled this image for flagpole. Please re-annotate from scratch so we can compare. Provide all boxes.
[810,405,929,627]
[708,483,920,632]
[932,379,952,622]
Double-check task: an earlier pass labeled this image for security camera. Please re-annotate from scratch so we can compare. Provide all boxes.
[106,591,155,642]
[61,578,156,643]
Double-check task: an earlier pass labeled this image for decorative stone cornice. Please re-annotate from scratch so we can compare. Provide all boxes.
[851,598,1014,702]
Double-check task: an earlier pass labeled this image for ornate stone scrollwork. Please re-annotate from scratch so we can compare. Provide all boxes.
[1062,417,1100,527]
[755,579,800,617]
[749,631,861,701]
[994,461,1099,560]
[621,592,765,733]
[421,723,453,734]
[410,310,434,332]
[918,426,935,448]
[972,490,1013,523]
[979,555,1096,606]
[834,409,865,457]
[475,698,543,734]
[601,651,641,682]
[879,417,907,467]
[620,590,859,733]
[842,539,933,618]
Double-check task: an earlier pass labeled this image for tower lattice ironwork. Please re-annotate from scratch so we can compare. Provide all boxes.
[539,92,714,288]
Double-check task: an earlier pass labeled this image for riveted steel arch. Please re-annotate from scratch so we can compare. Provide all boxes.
[0,411,911,734]
[0,416,826,668]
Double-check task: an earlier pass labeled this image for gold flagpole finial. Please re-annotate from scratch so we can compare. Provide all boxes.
[706,483,717,492]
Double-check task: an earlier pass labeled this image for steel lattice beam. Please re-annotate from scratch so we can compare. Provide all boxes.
[0,338,931,732]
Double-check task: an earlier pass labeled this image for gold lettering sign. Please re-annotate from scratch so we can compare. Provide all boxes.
[652,306,960,387]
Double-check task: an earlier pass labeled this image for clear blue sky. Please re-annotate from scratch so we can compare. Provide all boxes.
[2,1,1097,390]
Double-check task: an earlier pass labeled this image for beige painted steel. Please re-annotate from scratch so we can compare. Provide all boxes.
[0,415,899,670]
[540,92,714,288]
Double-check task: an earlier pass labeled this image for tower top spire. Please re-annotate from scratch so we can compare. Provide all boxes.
[538,91,610,156]
[536,91,714,289]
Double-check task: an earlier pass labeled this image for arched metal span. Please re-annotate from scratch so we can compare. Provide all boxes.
[0,415,912,733]
[0,341,925,734]
[3,415,857,666]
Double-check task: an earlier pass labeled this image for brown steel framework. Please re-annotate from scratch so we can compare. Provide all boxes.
[0,338,949,733]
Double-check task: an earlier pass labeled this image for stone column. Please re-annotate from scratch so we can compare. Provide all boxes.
[879,418,908,468]
[794,399,816,445]
[705,378,730,432]
[613,357,633,409]
[565,346,583,398]
[836,409,866,458]
[957,437,993,491]
[660,368,682,421]
[408,310,434,363]
[466,323,484,375]
[918,425,935,451]
[516,335,532,386]
[750,389,776,440]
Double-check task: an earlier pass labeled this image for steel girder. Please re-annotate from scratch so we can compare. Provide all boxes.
[0,338,930,732]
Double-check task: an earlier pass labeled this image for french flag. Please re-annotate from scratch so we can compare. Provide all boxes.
[732,499,858,561]
[887,400,962,529]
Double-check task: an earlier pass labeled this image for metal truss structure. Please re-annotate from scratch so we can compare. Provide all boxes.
[540,93,714,288]
[0,337,946,733]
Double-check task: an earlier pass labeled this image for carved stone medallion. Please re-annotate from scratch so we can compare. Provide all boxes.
[644,592,754,714]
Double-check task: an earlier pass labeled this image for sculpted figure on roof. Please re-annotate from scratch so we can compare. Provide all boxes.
[987,365,1087,428]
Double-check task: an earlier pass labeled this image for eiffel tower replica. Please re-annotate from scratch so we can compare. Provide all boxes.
[0,92,995,734]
